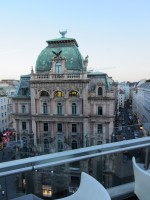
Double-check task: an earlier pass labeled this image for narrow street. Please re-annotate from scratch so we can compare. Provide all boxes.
[113,100,145,142]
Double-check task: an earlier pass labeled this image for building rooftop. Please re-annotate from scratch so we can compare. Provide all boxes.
[35,32,84,73]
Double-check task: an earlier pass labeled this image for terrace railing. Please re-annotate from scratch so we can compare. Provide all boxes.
[0,137,150,199]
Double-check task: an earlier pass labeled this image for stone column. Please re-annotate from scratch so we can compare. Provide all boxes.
[104,122,110,143]
[31,120,37,146]
[64,99,67,116]
[50,99,54,115]
[83,118,88,147]
[82,84,89,116]
[30,88,36,114]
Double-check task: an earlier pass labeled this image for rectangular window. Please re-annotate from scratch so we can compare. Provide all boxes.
[56,63,62,74]
[22,122,26,130]
[57,123,62,132]
[43,103,48,114]
[72,103,77,115]
[98,106,102,115]
[1,106,3,110]
[22,105,26,113]
[1,113,3,117]
[58,140,63,152]
[97,124,103,133]
[22,88,28,96]
[72,124,77,133]
[57,103,62,115]
[43,123,48,132]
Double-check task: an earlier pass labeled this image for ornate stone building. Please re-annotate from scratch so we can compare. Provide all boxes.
[12,32,116,153]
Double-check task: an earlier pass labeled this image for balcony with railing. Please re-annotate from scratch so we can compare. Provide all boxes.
[0,111,149,199]
[30,73,88,81]
[88,92,115,99]
[0,135,150,199]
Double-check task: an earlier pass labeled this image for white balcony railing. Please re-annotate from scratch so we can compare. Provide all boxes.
[31,73,87,80]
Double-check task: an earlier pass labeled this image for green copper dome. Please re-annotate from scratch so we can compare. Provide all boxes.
[35,33,84,72]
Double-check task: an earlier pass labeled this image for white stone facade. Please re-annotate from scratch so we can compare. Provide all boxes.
[12,73,116,152]
[12,35,116,153]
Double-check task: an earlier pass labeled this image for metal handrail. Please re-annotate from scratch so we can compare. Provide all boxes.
[0,137,150,177]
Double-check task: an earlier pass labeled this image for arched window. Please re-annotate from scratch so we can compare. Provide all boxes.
[69,91,79,97]
[98,87,103,96]
[43,103,48,114]
[57,103,62,114]
[72,103,77,115]
[98,106,103,115]
[54,91,64,97]
[40,91,49,97]
[44,139,49,153]
[72,140,77,149]
[58,140,63,152]
[55,62,62,74]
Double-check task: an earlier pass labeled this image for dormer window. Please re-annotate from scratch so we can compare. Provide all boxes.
[55,62,62,74]
[21,88,28,96]
[98,87,103,96]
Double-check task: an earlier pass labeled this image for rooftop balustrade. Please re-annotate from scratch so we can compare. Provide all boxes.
[30,73,88,81]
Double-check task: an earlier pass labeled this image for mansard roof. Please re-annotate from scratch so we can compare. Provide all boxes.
[14,75,30,98]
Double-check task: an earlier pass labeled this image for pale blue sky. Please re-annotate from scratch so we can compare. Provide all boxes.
[0,0,150,82]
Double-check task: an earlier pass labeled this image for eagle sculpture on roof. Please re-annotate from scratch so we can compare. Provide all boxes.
[52,50,62,57]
